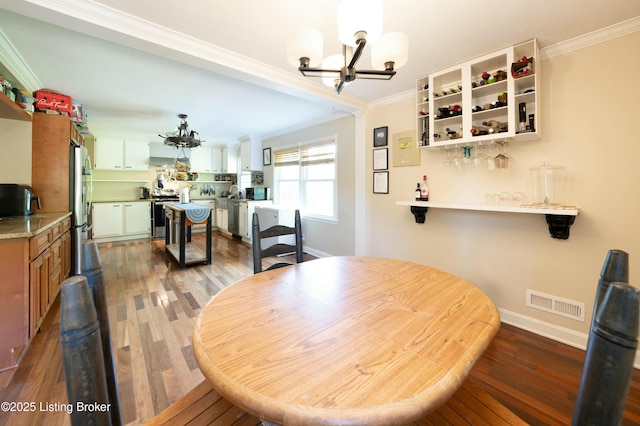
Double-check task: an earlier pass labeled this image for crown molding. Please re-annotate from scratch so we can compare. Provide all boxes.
[541,15,640,59]
[23,0,369,113]
[0,27,41,91]
[369,89,413,109]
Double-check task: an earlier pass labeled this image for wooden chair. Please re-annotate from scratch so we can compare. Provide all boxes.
[60,275,261,426]
[252,209,303,274]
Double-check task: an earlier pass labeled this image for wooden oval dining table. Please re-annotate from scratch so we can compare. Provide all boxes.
[192,256,501,426]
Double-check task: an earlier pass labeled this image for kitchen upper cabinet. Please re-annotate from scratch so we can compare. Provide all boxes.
[93,202,150,240]
[222,146,238,173]
[240,136,262,172]
[94,138,149,171]
[190,146,223,173]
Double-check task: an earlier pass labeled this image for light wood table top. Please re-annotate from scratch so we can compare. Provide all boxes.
[193,256,500,425]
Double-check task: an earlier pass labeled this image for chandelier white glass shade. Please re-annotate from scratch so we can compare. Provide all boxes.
[321,54,346,87]
[286,0,408,94]
[337,0,382,47]
[371,32,409,71]
[158,114,203,149]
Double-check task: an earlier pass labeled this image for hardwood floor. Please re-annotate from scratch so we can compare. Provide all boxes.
[0,233,639,425]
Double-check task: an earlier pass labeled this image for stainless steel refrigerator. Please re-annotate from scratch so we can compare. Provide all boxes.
[70,143,92,275]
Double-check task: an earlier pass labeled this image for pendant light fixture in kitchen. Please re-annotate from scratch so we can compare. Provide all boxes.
[158,114,203,149]
[158,113,204,173]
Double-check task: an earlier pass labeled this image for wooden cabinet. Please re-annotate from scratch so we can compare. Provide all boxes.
[32,114,83,213]
[416,39,539,149]
[93,202,150,240]
[94,138,149,170]
[0,91,32,121]
[28,217,70,339]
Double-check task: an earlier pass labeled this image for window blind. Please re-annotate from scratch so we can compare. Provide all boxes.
[301,142,335,166]
[273,147,299,167]
[274,141,335,167]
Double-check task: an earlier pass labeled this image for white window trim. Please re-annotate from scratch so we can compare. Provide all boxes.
[273,136,338,222]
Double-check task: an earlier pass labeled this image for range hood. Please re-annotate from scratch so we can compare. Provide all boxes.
[149,156,177,167]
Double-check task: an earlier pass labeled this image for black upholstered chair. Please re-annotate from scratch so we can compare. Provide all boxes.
[252,209,303,274]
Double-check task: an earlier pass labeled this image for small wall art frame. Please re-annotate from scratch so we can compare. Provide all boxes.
[373,126,388,147]
[263,147,271,166]
[373,148,388,171]
[373,171,389,194]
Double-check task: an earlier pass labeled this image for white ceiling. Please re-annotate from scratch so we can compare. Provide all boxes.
[1,0,639,145]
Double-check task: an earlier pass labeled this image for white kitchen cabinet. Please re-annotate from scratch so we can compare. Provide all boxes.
[124,140,150,170]
[241,201,273,243]
[123,202,151,234]
[216,208,228,233]
[190,146,223,173]
[92,203,124,238]
[92,201,150,240]
[239,202,248,240]
[94,138,149,171]
[222,146,238,173]
[240,136,262,172]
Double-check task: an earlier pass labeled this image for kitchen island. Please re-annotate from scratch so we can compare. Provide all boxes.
[0,212,71,370]
[164,202,212,269]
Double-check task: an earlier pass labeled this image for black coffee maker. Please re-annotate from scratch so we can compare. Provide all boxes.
[0,184,41,216]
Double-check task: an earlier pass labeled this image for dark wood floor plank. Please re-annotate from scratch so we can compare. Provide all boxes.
[0,233,638,425]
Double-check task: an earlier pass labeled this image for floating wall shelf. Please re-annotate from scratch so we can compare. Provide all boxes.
[396,201,580,239]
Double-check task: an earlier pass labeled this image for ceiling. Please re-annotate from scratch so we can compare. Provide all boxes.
[0,0,639,145]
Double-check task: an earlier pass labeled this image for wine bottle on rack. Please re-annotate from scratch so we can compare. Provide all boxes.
[421,117,429,146]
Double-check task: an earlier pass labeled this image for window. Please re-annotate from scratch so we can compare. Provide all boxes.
[273,140,336,220]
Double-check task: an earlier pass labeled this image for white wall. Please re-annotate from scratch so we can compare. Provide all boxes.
[0,118,32,185]
[263,115,356,257]
[363,31,640,347]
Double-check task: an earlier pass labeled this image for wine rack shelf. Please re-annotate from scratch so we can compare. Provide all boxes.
[416,39,540,149]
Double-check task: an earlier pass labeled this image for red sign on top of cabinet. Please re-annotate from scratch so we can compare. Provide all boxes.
[34,90,72,114]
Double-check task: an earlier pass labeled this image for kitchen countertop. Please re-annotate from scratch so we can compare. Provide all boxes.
[0,212,71,240]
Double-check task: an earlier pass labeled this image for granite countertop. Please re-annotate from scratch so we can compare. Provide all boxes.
[0,212,71,240]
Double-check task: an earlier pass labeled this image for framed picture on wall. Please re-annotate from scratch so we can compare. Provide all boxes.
[263,147,271,166]
[373,148,388,170]
[373,171,389,194]
[373,126,388,147]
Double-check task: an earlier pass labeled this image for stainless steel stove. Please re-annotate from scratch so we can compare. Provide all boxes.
[149,195,179,238]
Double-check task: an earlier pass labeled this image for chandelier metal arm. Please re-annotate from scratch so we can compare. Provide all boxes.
[346,37,366,71]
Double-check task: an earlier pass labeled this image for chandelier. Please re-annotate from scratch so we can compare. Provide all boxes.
[159,114,203,148]
[286,0,408,94]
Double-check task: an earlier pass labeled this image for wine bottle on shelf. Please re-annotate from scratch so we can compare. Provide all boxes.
[421,117,429,146]
[415,183,421,201]
[420,175,429,201]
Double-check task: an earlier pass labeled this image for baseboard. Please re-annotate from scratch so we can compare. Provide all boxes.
[302,246,331,259]
[499,308,640,369]
[92,233,151,244]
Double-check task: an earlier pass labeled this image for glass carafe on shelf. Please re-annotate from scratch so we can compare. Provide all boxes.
[529,162,566,206]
